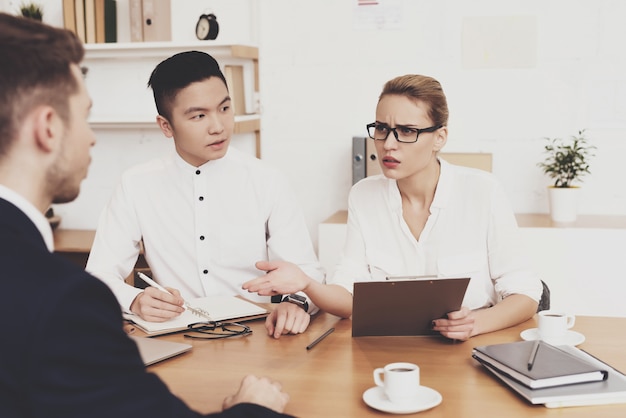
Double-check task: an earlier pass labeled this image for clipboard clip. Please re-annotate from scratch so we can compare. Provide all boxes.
[385,275,438,281]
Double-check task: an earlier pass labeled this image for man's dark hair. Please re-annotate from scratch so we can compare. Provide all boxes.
[148,50,228,122]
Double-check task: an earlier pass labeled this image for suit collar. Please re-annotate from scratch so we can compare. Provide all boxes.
[0,186,53,252]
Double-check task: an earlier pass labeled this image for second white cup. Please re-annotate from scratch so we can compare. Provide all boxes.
[537,310,575,341]
[373,362,420,403]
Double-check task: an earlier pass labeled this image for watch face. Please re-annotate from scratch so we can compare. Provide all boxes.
[196,16,210,40]
[283,294,308,311]
[288,294,307,303]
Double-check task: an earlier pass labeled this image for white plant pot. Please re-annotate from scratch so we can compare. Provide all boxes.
[548,186,580,222]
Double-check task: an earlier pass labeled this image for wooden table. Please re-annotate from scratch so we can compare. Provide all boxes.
[145,313,626,417]
[53,229,147,283]
[53,229,96,267]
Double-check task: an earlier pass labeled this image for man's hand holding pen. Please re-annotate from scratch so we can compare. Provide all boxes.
[130,284,185,322]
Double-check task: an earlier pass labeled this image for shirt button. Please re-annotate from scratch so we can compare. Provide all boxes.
[199,235,205,240]
[203,269,208,274]
[195,170,201,175]
[199,196,204,201]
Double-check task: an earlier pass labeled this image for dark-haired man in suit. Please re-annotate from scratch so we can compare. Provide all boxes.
[0,12,291,418]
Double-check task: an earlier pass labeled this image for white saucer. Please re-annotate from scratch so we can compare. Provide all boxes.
[363,385,442,414]
[520,328,585,346]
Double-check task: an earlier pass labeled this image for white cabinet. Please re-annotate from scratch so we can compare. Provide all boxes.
[516,215,626,318]
[319,211,626,317]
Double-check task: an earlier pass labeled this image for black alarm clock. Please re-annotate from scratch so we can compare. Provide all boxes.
[195,13,219,40]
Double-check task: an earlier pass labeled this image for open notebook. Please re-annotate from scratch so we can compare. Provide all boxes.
[124,296,269,336]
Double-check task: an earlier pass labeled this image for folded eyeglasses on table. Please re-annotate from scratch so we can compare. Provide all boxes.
[183,321,252,340]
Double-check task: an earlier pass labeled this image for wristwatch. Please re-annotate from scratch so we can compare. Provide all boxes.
[281,293,309,312]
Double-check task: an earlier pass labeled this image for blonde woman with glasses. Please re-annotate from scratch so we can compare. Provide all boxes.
[244,74,542,341]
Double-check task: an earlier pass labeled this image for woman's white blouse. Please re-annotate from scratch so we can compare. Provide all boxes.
[328,159,542,309]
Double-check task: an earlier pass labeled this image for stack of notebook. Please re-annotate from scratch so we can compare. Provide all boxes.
[472,340,626,408]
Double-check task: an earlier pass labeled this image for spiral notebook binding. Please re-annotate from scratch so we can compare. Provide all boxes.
[186,303,213,321]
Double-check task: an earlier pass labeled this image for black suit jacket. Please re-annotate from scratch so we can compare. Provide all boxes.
[0,198,292,418]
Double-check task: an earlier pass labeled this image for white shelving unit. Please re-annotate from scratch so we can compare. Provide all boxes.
[85,42,258,60]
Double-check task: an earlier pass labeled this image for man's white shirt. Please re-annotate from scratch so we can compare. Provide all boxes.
[87,147,324,312]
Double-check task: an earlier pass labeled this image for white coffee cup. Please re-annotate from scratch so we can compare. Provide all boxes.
[373,362,420,403]
[537,310,575,341]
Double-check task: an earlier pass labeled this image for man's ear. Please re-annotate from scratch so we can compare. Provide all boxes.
[156,115,174,138]
[33,106,61,153]
[433,126,448,152]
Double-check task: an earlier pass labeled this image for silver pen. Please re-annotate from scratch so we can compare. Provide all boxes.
[137,272,212,321]
[527,340,540,370]
[306,327,335,350]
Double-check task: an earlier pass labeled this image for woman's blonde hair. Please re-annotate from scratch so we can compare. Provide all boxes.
[379,74,449,127]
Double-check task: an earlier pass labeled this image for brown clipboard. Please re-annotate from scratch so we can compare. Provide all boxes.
[351,277,470,337]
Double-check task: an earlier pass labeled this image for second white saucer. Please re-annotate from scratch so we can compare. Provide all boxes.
[520,328,585,346]
[363,385,442,414]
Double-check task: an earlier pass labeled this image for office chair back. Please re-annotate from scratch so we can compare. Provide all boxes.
[537,280,551,312]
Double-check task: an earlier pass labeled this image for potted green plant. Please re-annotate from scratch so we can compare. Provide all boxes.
[537,129,595,222]
[19,2,43,21]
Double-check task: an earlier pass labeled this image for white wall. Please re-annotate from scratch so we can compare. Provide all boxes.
[3,0,625,251]
[257,0,626,249]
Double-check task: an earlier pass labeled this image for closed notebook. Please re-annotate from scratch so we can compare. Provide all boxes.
[478,345,626,408]
[472,340,608,389]
[124,296,268,336]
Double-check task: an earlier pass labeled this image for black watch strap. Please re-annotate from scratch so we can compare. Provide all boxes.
[281,293,309,312]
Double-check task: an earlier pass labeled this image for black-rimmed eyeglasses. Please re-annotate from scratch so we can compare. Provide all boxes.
[366,122,442,143]
[183,321,252,340]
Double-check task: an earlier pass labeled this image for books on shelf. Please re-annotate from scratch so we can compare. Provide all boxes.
[103,0,117,43]
[62,0,76,34]
[476,344,626,408]
[224,65,247,116]
[141,0,171,42]
[84,0,96,44]
[472,340,608,389]
[127,0,171,42]
[94,0,105,43]
[124,295,269,336]
[63,0,117,44]
[128,0,143,42]
[73,0,86,43]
